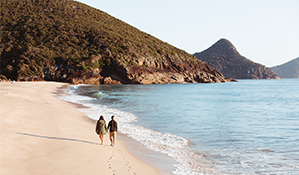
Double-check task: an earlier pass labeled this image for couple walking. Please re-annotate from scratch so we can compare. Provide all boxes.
[95,115,117,147]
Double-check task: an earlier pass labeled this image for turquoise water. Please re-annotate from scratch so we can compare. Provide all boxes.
[60,79,299,174]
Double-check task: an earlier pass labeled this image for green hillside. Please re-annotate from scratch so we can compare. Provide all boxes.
[1,0,204,83]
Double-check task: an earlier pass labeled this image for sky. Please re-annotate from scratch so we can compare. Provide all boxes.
[76,0,298,67]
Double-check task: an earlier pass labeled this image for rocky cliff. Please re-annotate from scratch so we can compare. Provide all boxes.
[0,0,236,84]
[194,39,281,79]
[270,57,299,78]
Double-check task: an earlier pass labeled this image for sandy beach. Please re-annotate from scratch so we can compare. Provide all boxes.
[0,82,159,175]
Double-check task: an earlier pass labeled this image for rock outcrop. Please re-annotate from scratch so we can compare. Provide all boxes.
[270,57,299,78]
[194,39,281,79]
[112,57,236,84]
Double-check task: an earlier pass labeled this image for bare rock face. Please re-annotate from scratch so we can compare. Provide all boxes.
[103,77,121,85]
[130,72,184,84]
[102,54,237,84]
[194,39,281,79]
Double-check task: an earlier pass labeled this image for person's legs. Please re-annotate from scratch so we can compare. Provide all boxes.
[112,136,115,147]
[99,135,104,145]
[109,132,113,146]
[109,132,116,147]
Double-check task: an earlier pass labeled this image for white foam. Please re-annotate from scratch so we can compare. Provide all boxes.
[69,84,86,90]
[92,91,105,99]
[58,85,219,174]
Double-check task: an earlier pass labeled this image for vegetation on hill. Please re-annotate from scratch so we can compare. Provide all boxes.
[270,57,299,78]
[1,0,217,84]
[194,39,281,79]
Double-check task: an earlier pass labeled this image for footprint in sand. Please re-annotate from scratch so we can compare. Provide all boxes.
[107,148,137,175]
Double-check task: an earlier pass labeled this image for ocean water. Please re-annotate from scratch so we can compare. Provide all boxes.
[59,79,299,174]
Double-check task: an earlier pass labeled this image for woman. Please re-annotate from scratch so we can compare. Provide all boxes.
[95,116,108,145]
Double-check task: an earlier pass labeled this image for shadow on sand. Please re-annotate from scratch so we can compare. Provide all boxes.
[18,132,100,145]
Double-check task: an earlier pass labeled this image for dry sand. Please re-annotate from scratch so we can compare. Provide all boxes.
[0,82,159,175]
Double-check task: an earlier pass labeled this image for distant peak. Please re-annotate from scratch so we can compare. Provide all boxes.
[212,38,237,52]
[215,38,234,46]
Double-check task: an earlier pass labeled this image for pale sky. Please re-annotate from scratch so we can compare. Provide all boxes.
[76,0,298,67]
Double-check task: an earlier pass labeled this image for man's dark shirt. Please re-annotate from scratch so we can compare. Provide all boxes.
[108,120,118,132]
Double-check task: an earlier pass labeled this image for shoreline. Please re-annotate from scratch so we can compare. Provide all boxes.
[0,82,159,175]
[118,134,177,175]
[57,84,176,175]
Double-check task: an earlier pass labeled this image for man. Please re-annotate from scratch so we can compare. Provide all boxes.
[107,115,118,147]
